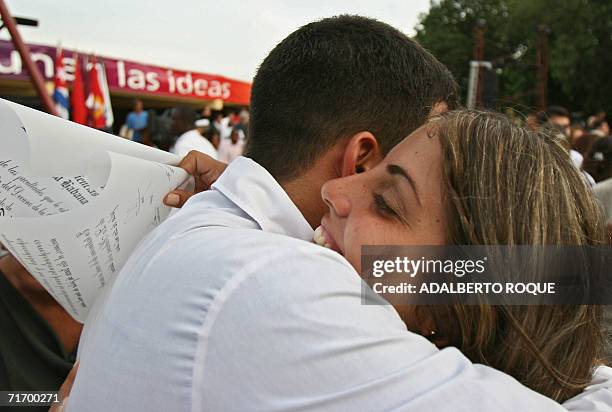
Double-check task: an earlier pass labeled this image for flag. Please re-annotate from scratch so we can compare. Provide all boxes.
[52,46,70,119]
[70,53,87,125]
[86,56,106,129]
[97,60,114,129]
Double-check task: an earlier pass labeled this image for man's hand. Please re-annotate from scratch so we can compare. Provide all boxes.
[49,361,78,412]
[164,151,228,208]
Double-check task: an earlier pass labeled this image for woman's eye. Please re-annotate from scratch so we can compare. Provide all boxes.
[373,193,398,218]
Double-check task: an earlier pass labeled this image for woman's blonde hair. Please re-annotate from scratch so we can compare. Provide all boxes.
[425,110,607,402]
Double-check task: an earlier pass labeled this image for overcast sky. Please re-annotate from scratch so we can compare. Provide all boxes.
[2,0,431,82]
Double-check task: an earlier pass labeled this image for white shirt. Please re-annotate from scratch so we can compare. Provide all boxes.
[217,138,244,163]
[571,149,585,169]
[565,366,612,412]
[213,118,231,140]
[69,157,612,412]
[170,129,218,159]
[594,178,612,224]
[570,149,596,187]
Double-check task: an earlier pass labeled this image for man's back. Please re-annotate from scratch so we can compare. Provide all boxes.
[171,129,218,159]
[68,158,568,412]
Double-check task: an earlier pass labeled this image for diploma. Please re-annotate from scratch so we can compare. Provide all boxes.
[0,99,189,322]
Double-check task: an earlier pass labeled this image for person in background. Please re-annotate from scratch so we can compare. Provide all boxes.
[234,108,250,141]
[217,127,244,163]
[212,112,230,140]
[570,123,585,145]
[587,114,612,240]
[590,137,612,244]
[585,136,612,183]
[0,249,82,409]
[169,107,218,159]
[203,127,221,150]
[229,110,241,127]
[587,111,605,127]
[590,118,610,138]
[200,106,212,122]
[573,133,600,160]
[126,99,151,145]
[544,106,572,136]
[194,118,210,137]
[539,105,595,184]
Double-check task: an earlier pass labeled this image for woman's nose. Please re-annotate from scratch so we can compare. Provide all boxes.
[321,178,353,218]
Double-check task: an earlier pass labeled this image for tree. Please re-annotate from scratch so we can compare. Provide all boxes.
[414,0,612,117]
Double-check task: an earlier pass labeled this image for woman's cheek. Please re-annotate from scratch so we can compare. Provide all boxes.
[346,224,375,267]
[342,229,362,270]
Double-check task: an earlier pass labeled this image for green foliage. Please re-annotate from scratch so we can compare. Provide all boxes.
[414,0,612,116]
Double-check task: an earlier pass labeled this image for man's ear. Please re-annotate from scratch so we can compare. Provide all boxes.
[429,101,449,117]
[340,131,383,177]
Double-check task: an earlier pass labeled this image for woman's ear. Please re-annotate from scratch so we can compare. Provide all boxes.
[397,305,452,348]
[341,131,383,177]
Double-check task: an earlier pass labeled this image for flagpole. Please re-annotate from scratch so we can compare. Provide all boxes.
[0,0,57,115]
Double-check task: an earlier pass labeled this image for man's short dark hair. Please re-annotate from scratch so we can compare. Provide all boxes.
[246,15,459,182]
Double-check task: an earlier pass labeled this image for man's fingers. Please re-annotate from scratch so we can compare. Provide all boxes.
[165,151,227,209]
[178,151,210,176]
[179,151,227,189]
[164,190,194,208]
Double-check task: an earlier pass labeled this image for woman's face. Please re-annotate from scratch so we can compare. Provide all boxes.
[320,126,447,273]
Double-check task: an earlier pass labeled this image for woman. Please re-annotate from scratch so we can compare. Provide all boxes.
[315,110,608,403]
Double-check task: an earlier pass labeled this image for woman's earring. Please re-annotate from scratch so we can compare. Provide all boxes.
[356,166,365,173]
[425,330,437,341]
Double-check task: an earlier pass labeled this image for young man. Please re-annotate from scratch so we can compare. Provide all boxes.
[169,106,219,159]
[66,16,591,411]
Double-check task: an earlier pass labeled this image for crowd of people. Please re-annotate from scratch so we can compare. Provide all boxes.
[528,106,611,184]
[1,14,612,412]
[527,106,612,234]
[120,99,247,163]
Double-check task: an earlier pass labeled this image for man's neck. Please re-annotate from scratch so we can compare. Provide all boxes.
[279,148,344,229]
[282,176,326,229]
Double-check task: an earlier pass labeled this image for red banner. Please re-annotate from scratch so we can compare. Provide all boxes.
[0,40,251,105]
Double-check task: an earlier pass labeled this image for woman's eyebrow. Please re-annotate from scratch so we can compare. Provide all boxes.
[387,164,421,206]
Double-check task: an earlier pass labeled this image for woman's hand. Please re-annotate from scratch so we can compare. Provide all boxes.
[164,151,228,208]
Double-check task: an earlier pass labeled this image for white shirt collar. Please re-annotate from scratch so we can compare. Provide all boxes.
[212,156,314,241]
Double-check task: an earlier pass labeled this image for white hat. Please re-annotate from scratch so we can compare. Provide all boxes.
[195,118,210,128]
